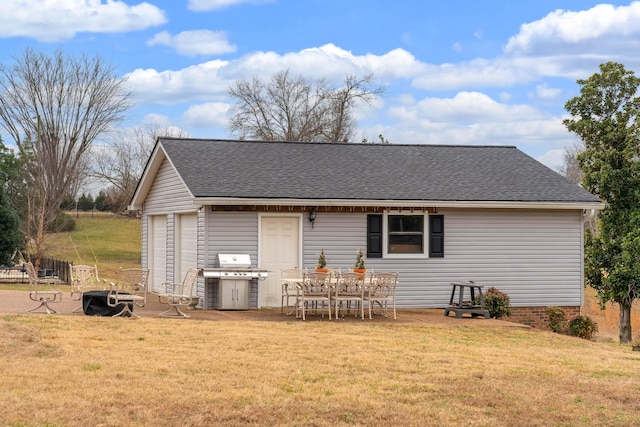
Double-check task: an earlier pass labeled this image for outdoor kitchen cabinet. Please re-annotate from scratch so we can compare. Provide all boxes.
[218,279,249,310]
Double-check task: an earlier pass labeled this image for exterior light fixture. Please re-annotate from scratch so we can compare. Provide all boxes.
[309,207,317,228]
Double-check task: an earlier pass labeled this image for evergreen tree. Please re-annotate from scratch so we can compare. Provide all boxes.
[78,193,94,211]
[94,191,109,211]
[564,62,640,343]
[0,138,22,265]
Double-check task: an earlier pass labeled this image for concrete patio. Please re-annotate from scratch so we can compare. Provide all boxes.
[0,288,527,327]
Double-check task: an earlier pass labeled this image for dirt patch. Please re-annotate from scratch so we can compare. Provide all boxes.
[581,288,640,342]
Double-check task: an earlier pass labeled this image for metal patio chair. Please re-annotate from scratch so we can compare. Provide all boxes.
[69,264,107,313]
[364,272,398,320]
[280,267,306,315]
[26,262,63,314]
[295,271,332,320]
[107,267,150,318]
[157,268,201,318]
[334,271,365,320]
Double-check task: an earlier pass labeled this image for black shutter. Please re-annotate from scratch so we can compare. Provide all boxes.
[367,214,383,258]
[429,215,444,257]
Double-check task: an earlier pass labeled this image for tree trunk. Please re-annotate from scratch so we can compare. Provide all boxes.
[619,301,632,344]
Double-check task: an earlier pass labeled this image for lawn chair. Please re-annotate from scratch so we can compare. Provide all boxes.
[157,268,201,318]
[26,262,63,314]
[334,271,365,320]
[295,271,332,320]
[280,267,305,315]
[70,264,107,313]
[364,272,398,320]
[107,267,149,318]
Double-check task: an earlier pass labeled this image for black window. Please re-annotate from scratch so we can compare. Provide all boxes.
[388,215,424,254]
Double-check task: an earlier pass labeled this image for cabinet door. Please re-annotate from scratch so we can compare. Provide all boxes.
[235,281,249,310]
[218,280,249,310]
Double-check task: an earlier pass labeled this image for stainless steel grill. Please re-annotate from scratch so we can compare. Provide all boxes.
[203,254,269,310]
[202,254,268,279]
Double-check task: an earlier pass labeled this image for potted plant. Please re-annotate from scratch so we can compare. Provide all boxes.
[315,249,327,272]
[353,249,366,274]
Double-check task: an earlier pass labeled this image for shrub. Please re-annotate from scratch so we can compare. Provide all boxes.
[546,306,568,333]
[48,211,76,233]
[483,287,512,319]
[568,315,598,340]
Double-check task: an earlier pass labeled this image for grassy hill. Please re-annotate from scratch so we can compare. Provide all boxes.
[44,215,141,279]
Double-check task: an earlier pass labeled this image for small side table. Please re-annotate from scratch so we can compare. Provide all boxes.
[82,290,132,316]
[444,281,490,319]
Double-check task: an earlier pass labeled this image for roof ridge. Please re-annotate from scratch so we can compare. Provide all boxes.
[159,137,517,149]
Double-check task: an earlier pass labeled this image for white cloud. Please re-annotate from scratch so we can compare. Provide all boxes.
[0,0,166,42]
[411,58,534,91]
[182,102,230,128]
[148,30,236,56]
[400,91,546,124]
[125,60,231,104]
[505,2,640,56]
[499,92,511,102]
[224,44,424,82]
[384,92,572,154]
[127,44,427,105]
[188,0,272,12]
[535,149,566,172]
[530,83,562,100]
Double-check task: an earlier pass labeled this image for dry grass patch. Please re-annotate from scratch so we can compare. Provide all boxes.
[1,315,640,426]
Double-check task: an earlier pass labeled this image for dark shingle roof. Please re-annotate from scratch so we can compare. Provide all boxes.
[158,138,600,204]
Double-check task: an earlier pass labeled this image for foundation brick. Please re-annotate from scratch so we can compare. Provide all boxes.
[506,306,581,329]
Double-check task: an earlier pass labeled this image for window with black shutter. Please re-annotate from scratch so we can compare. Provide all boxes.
[367,214,382,258]
[369,213,444,258]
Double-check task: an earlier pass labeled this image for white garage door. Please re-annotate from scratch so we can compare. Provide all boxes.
[177,213,198,288]
[150,215,167,293]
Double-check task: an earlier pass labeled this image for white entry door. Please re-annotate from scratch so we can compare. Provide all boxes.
[259,216,300,308]
[176,213,198,288]
[149,215,167,293]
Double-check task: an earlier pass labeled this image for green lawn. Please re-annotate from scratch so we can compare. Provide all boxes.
[44,216,141,278]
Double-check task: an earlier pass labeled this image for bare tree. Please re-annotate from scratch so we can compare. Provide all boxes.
[90,119,189,213]
[560,142,584,185]
[0,48,131,267]
[228,69,384,142]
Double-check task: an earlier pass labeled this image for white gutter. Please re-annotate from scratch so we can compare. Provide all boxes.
[193,197,604,211]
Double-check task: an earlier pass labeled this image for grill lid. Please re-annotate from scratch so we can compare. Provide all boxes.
[216,254,252,269]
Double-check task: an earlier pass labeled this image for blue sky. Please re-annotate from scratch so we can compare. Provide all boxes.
[1,0,639,173]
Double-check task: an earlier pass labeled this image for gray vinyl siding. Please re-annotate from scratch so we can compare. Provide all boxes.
[303,212,366,269]
[203,211,260,309]
[192,207,584,310]
[302,208,584,308]
[144,158,194,214]
[439,208,583,308]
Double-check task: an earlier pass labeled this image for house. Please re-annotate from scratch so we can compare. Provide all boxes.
[130,138,602,326]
